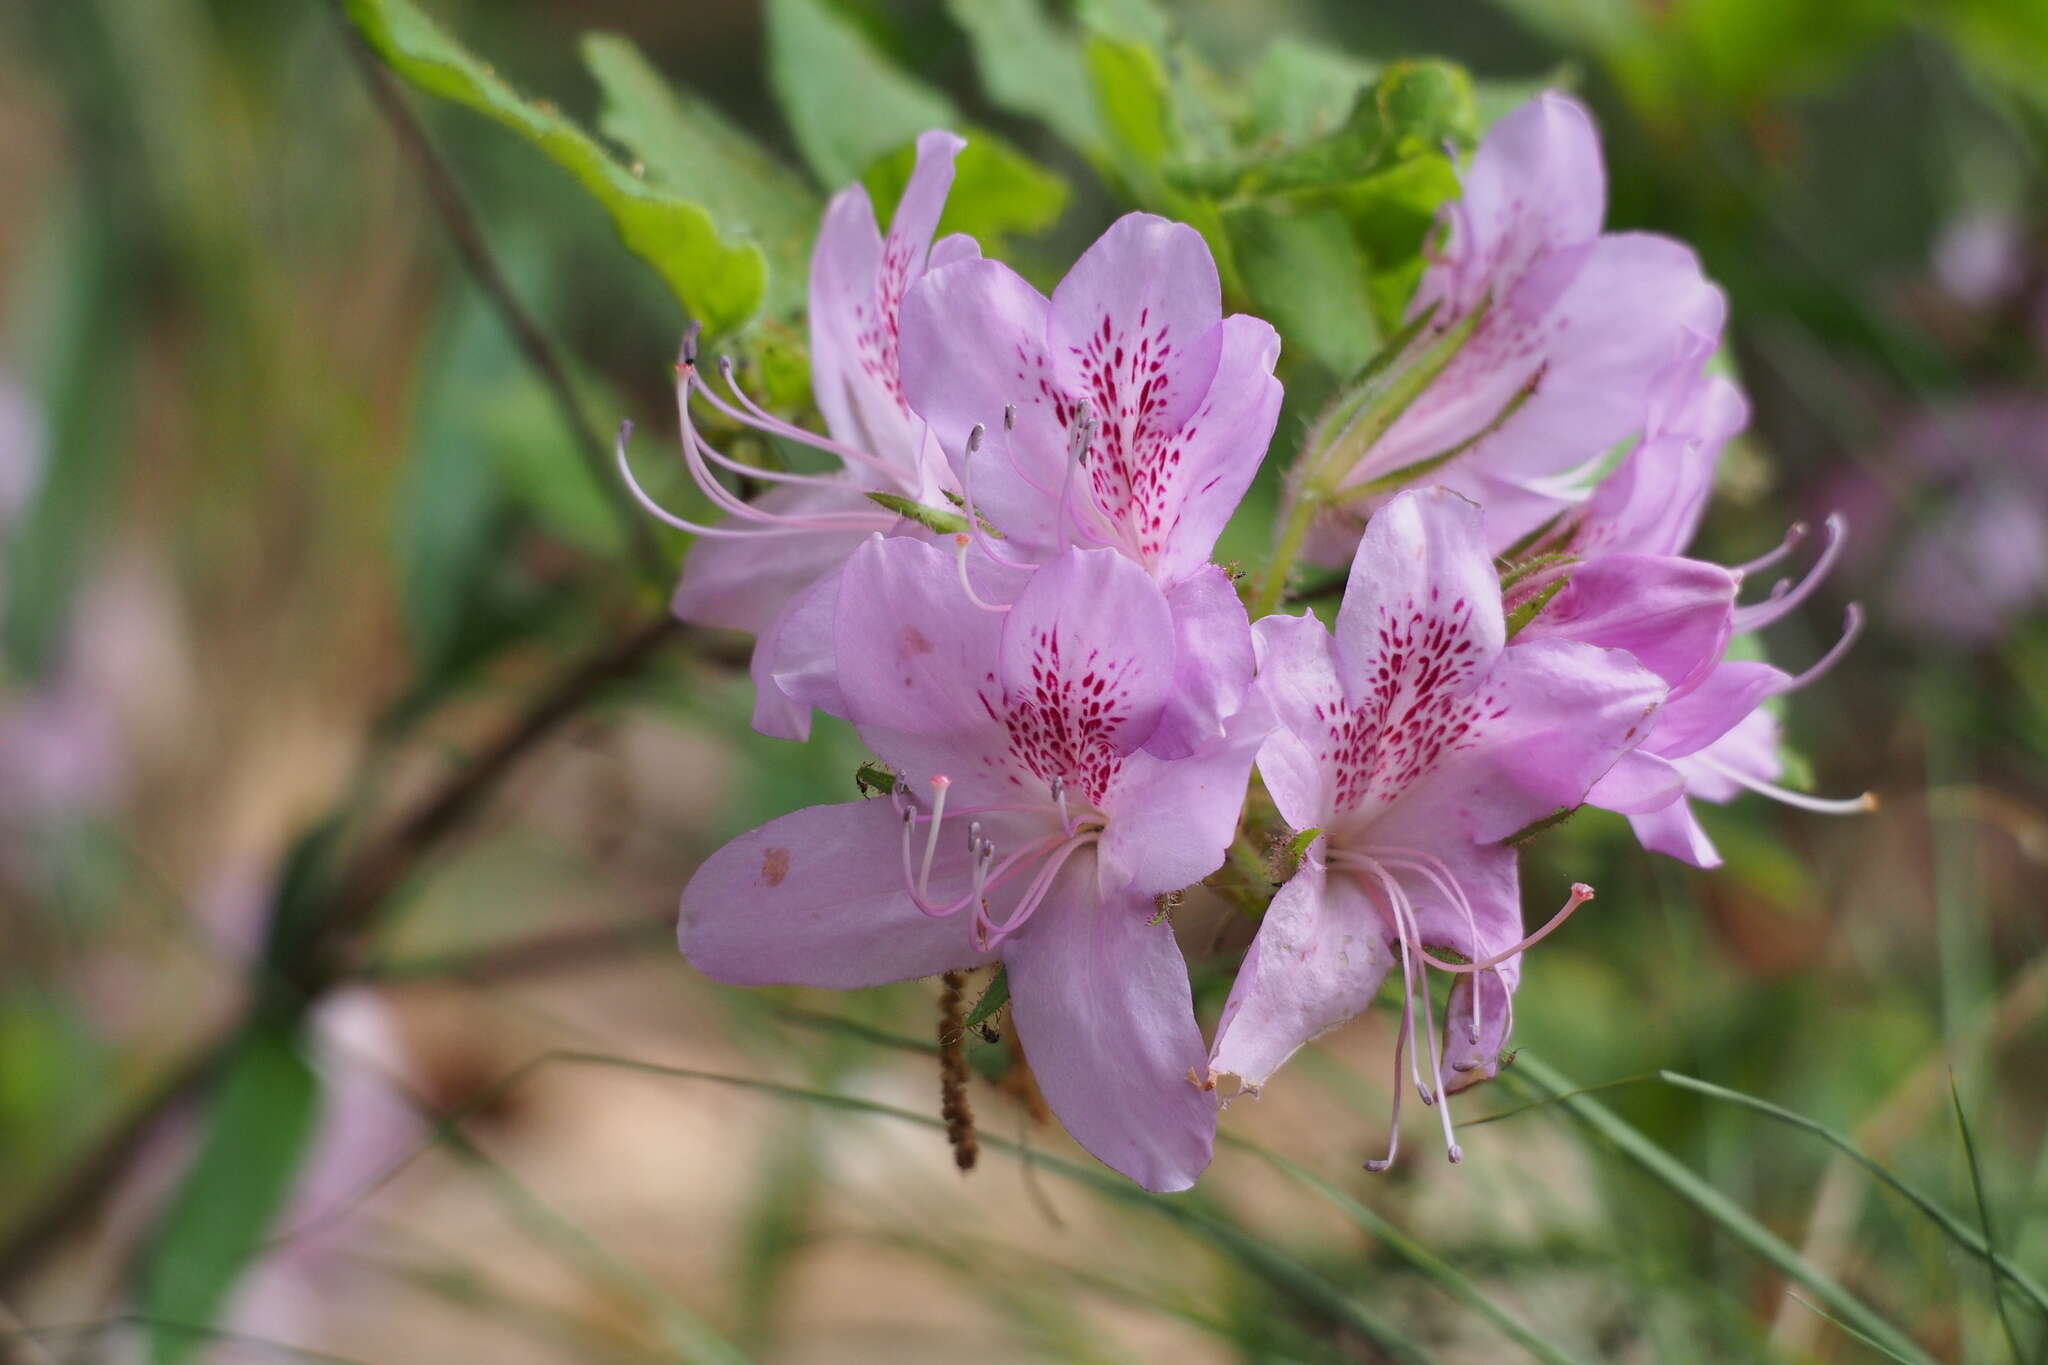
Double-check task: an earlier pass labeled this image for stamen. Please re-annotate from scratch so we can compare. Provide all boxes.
[693,357,906,487]
[919,776,952,896]
[956,423,1031,570]
[1784,603,1864,691]
[1733,513,1846,633]
[617,422,847,539]
[1370,847,1487,1048]
[1731,521,1808,577]
[954,535,1013,613]
[974,832,1097,950]
[1051,776,1073,837]
[1689,754,1878,815]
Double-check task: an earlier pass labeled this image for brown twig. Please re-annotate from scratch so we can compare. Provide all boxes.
[324,613,682,951]
[337,14,666,585]
[937,971,978,1172]
[0,614,685,1291]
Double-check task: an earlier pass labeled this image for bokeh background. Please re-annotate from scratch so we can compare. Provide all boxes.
[2,1,2046,1361]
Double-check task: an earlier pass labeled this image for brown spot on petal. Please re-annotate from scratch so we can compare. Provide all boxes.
[901,625,934,655]
[761,847,791,887]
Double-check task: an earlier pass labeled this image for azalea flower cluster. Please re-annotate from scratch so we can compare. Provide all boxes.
[633,97,1868,1193]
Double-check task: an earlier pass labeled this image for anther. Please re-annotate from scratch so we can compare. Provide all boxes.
[1003,403,1017,432]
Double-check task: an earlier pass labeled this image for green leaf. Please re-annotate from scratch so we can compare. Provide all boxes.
[1241,38,1379,145]
[942,0,1106,160]
[140,1024,322,1364]
[581,33,818,319]
[1222,201,1380,374]
[345,0,764,333]
[1171,59,1475,199]
[1510,1054,1940,1365]
[963,967,1010,1032]
[1660,1070,2048,1322]
[765,0,954,188]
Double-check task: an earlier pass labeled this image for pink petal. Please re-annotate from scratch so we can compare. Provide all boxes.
[1584,748,1687,815]
[1454,636,1665,842]
[749,565,848,741]
[1208,854,1395,1091]
[898,258,1065,546]
[670,482,874,635]
[831,534,1022,804]
[1148,563,1256,760]
[1627,798,1722,868]
[1647,658,1788,759]
[1248,611,1345,831]
[810,130,965,480]
[1149,315,1283,583]
[1003,865,1216,1191]
[1098,716,1264,898]
[1516,553,1736,692]
[1432,92,1606,314]
[1334,488,1506,701]
[999,547,1177,761]
[679,798,995,987]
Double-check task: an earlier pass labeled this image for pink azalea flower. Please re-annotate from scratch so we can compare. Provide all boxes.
[679,534,1264,1191]
[1209,488,1662,1165]
[1516,351,1872,867]
[899,212,1284,755]
[632,130,979,739]
[1307,93,1727,560]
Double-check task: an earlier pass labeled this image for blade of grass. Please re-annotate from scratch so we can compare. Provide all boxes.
[1951,1074,2027,1362]
[1222,1133,1595,1365]
[1785,1295,1925,1365]
[1661,1070,2048,1320]
[303,1050,1433,1364]
[1512,1053,1938,1365]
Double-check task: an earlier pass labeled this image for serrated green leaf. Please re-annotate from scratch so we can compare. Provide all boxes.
[581,33,818,320]
[943,0,1106,160]
[140,1024,322,1364]
[345,0,764,333]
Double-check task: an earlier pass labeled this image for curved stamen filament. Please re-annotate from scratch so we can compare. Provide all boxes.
[693,357,908,488]
[955,423,1033,571]
[675,381,891,530]
[1689,754,1877,815]
[1733,513,1846,633]
[1731,520,1808,577]
[1368,846,1488,1050]
[1785,603,1864,691]
[618,422,873,539]
[974,832,1099,950]
[954,535,1013,614]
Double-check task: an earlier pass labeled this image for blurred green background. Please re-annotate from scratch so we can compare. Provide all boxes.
[2,0,2045,1361]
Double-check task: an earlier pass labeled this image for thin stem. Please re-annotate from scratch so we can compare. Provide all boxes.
[339,16,666,585]
[1253,490,1324,619]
